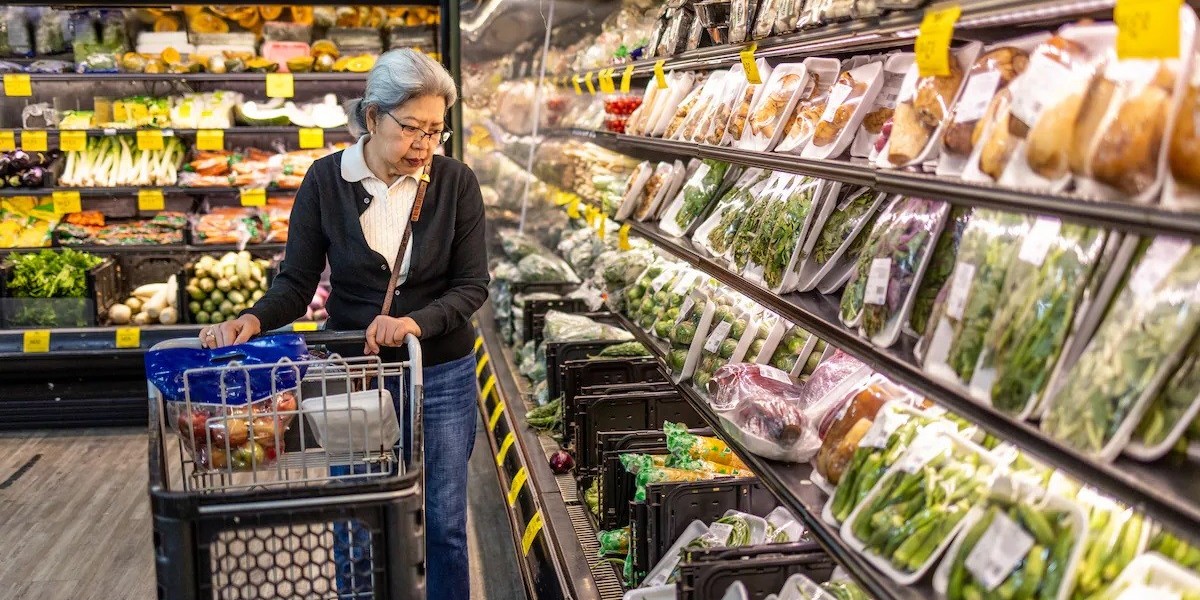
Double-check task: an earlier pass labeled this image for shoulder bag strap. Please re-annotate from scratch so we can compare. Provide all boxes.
[380,161,432,317]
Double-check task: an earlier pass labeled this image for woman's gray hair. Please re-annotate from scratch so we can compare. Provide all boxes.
[345,49,458,138]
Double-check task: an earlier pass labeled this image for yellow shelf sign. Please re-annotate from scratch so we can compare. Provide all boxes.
[240,188,267,207]
[137,129,164,151]
[299,128,325,149]
[915,5,962,77]
[4,74,31,97]
[138,189,165,212]
[266,73,295,98]
[52,191,82,215]
[115,327,141,349]
[60,131,87,152]
[23,330,50,353]
[21,130,47,152]
[196,129,224,151]
[740,43,762,84]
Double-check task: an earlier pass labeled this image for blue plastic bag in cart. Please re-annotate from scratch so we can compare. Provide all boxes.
[146,334,310,406]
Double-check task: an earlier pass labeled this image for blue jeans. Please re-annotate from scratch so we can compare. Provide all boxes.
[331,352,478,600]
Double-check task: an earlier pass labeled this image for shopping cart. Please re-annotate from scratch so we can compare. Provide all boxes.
[147,330,426,600]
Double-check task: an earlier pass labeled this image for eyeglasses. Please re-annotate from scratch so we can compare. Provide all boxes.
[382,111,452,144]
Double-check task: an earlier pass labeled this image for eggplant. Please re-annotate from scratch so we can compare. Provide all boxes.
[0,153,12,176]
[8,150,32,171]
[20,167,44,188]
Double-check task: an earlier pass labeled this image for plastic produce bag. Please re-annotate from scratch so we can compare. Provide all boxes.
[711,363,820,462]
[845,431,997,584]
[746,177,823,293]
[795,187,887,293]
[731,174,795,272]
[516,253,580,283]
[691,291,763,389]
[659,159,731,237]
[795,349,870,419]
[146,335,309,406]
[812,375,915,485]
[1069,490,1148,599]
[907,207,972,338]
[971,221,1106,419]
[859,198,949,347]
[171,390,298,471]
[764,506,806,543]
[921,210,1032,384]
[598,527,631,556]
[1130,335,1200,460]
[1042,238,1200,460]
[665,421,749,471]
[543,310,634,344]
[694,169,773,258]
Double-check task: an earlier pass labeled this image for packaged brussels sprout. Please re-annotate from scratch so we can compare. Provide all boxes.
[907,207,973,339]
[743,309,786,372]
[694,169,773,259]
[970,221,1107,420]
[760,322,817,379]
[1042,238,1200,461]
[920,210,1033,386]
[857,198,951,348]
[745,177,826,294]
[837,195,909,329]
[688,290,764,390]
[647,268,708,350]
[625,260,685,330]
[794,186,887,293]
[667,285,714,382]
[730,173,796,273]
[659,159,733,238]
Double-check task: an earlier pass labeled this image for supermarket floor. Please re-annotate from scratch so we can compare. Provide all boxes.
[0,414,527,600]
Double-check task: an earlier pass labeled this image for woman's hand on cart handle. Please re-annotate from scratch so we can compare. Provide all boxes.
[364,315,422,355]
[200,314,262,349]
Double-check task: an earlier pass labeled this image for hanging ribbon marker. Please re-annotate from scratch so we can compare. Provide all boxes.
[740,43,762,84]
[915,5,961,77]
[621,64,635,94]
[573,75,583,95]
[619,224,632,250]
[584,71,596,95]
[481,374,498,401]
[654,60,667,89]
[1115,0,1180,59]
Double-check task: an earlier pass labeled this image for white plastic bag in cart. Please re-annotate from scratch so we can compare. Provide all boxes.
[301,388,402,455]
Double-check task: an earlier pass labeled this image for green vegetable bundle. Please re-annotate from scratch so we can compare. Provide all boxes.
[666,289,708,378]
[5,248,104,327]
[594,341,652,358]
[1042,240,1200,459]
[828,409,942,525]
[525,397,562,433]
[908,207,972,337]
[762,178,820,291]
[585,479,599,516]
[848,434,992,577]
[730,193,774,272]
[974,223,1106,418]
[670,160,730,232]
[1148,528,1200,571]
[768,325,812,374]
[805,188,883,269]
[921,210,1031,383]
[942,498,1081,600]
[820,581,870,600]
[598,527,630,556]
[1131,335,1200,455]
[1071,497,1146,599]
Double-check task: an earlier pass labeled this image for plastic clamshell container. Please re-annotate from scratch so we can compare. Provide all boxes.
[794,189,889,293]
[854,53,912,161]
[875,42,983,169]
[694,65,749,145]
[839,430,999,585]
[642,519,710,588]
[801,61,885,159]
[650,72,701,137]
[1100,552,1200,598]
[722,509,771,545]
[736,62,811,152]
[1164,34,1200,211]
[618,162,655,220]
[622,585,677,600]
[764,506,806,543]
[721,581,750,600]
[721,60,775,146]
[300,389,400,455]
[673,71,731,142]
[773,57,843,154]
[777,573,838,600]
[932,476,1088,600]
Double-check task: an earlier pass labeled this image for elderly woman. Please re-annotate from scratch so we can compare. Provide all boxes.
[200,49,489,598]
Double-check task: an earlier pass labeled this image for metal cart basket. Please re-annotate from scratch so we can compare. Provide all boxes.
[148,331,426,600]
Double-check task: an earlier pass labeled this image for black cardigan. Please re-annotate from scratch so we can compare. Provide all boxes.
[245,152,491,366]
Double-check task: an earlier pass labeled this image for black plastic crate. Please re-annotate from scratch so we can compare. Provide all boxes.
[572,389,702,481]
[676,543,838,600]
[116,248,191,289]
[177,250,281,325]
[561,357,667,445]
[0,254,118,328]
[631,478,778,579]
[596,427,712,531]
[544,339,629,402]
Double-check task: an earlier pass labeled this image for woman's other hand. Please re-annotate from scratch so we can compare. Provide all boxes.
[365,315,423,355]
[199,314,262,349]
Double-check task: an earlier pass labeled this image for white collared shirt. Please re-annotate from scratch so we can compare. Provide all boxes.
[341,135,419,284]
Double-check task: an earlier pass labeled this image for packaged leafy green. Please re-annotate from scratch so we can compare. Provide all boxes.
[838,196,907,328]
[921,210,1033,386]
[1128,335,1200,461]
[659,159,732,237]
[795,187,887,293]
[858,198,950,348]
[1042,238,1200,460]
[730,173,793,272]
[907,207,973,338]
[746,177,825,293]
[694,169,772,258]
[970,221,1107,419]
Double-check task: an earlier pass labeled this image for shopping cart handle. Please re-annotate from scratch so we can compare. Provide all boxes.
[264,329,369,345]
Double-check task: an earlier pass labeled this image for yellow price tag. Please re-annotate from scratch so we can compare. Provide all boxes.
[914,5,962,78]
[488,400,505,432]
[600,69,616,94]
[740,43,763,85]
[474,336,484,352]
[4,74,31,97]
[196,129,224,151]
[495,432,516,466]
[0,131,14,152]
[138,189,165,212]
[507,466,529,507]
[115,327,141,349]
[619,223,632,250]
[22,130,47,152]
[476,352,490,376]
[52,191,81,214]
[599,218,607,241]
[573,75,583,95]
[266,73,295,98]
[654,60,667,89]
[59,130,86,152]
[131,104,149,122]
[567,197,581,219]
[137,129,164,151]
[621,64,635,94]
[292,321,319,331]
[584,71,597,95]
[481,374,497,401]
[1115,0,1181,60]
[240,188,267,207]
[298,128,324,149]
[522,511,544,556]
[23,329,50,353]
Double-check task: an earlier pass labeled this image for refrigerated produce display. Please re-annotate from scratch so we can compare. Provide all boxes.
[462,0,1200,599]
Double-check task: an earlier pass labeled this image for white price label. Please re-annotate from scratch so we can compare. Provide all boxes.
[707,522,734,546]
[965,512,1036,591]
[946,263,976,320]
[860,408,909,449]
[673,271,699,296]
[896,434,950,473]
[864,258,891,306]
[704,320,734,353]
[953,71,1003,123]
[651,271,675,292]
[678,297,697,325]
[1018,218,1061,266]
[821,84,854,122]
[1008,56,1076,127]
[878,70,910,109]
[1130,237,1191,297]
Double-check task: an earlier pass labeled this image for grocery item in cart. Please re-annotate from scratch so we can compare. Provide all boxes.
[1042,238,1200,460]
[876,43,980,168]
[802,60,885,159]
[301,389,401,455]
